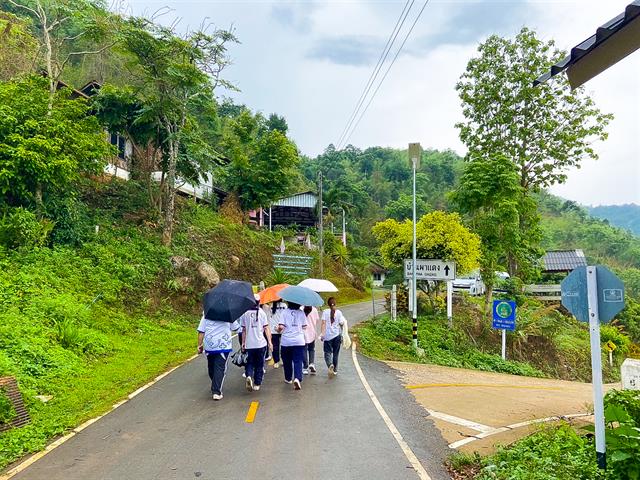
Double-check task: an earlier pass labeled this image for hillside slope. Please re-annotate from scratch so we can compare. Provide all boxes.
[588,204,640,236]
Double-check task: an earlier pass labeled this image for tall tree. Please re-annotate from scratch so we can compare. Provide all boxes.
[222,110,299,210]
[450,154,540,316]
[456,27,612,190]
[120,18,236,244]
[0,11,38,80]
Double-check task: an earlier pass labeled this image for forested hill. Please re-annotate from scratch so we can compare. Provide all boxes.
[301,145,640,272]
[588,204,640,236]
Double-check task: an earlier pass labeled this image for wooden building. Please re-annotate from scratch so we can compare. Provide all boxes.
[269,191,322,229]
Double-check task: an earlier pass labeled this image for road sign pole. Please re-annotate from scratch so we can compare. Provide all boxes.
[447,280,453,329]
[587,266,606,470]
[501,329,506,360]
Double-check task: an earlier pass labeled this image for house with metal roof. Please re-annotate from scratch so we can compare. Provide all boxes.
[268,191,322,229]
[541,249,588,273]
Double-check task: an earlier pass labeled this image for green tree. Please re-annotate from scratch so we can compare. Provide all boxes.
[385,193,429,221]
[0,75,110,209]
[456,27,612,190]
[120,18,236,244]
[0,11,38,80]
[222,110,299,210]
[372,211,481,308]
[450,154,540,316]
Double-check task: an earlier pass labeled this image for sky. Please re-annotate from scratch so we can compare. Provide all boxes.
[125,0,640,206]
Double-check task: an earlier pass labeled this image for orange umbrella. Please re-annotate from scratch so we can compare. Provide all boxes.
[258,283,289,305]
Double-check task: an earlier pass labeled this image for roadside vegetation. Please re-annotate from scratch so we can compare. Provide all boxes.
[448,389,640,480]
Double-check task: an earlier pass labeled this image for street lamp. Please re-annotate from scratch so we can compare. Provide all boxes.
[408,142,422,352]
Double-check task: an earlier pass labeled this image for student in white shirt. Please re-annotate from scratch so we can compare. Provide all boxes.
[197,315,241,400]
[321,297,345,378]
[263,301,285,368]
[277,302,307,390]
[240,299,272,392]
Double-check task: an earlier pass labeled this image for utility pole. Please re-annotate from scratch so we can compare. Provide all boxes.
[318,171,324,277]
[408,143,422,353]
[342,208,347,247]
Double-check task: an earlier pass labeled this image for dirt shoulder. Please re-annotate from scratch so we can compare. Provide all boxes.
[386,361,620,455]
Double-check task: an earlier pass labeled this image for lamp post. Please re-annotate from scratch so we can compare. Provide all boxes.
[408,143,422,352]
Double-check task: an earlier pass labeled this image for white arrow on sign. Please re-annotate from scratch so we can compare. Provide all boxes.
[404,259,456,281]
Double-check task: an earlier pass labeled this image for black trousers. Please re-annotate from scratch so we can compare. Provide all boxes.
[271,333,281,363]
[206,352,229,395]
[323,336,342,371]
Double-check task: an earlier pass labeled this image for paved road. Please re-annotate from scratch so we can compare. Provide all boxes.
[14,301,450,480]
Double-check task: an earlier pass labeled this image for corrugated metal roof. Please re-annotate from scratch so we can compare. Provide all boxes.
[273,191,318,208]
[542,250,587,272]
[534,1,640,87]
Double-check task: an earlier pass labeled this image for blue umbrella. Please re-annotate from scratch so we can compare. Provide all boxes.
[278,285,324,307]
[203,279,256,323]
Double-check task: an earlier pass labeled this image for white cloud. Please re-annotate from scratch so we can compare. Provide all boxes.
[125,0,639,205]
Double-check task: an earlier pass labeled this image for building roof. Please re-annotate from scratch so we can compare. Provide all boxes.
[534,1,640,88]
[541,250,587,272]
[272,191,318,209]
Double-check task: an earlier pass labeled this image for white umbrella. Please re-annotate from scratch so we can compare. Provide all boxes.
[298,278,339,293]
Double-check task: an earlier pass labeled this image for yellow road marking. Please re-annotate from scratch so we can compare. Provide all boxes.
[245,401,260,423]
[406,383,562,391]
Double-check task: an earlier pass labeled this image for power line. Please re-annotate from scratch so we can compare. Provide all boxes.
[335,0,414,149]
[341,0,431,147]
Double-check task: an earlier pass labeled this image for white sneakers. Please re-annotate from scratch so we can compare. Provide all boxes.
[328,365,337,378]
[309,364,317,374]
[293,379,302,390]
[302,368,309,375]
[253,385,260,391]
[284,379,292,384]
[246,376,254,392]
[212,393,223,401]
[273,363,280,369]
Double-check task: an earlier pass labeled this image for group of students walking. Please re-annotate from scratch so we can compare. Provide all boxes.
[197,297,347,400]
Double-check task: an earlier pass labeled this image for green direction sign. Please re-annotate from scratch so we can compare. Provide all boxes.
[561,265,625,323]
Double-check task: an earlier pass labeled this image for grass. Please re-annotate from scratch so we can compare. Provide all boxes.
[355,313,545,377]
[0,322,194,469]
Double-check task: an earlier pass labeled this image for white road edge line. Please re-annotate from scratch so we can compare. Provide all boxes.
[447,412,591,449]
[427,410,493,433]
[351,344,432,480]
[0,349,206,480]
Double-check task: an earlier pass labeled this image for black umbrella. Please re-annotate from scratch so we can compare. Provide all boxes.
[203,279,256,323]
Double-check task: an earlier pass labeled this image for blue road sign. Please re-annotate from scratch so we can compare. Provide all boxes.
[561,265,625,323]
[492,300,516,331]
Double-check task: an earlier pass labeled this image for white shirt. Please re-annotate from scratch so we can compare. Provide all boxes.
[240,308,268,349]
[197,316,241,354]
[263,302,286,334]
[279,308,307,347]
[322,309,345,341]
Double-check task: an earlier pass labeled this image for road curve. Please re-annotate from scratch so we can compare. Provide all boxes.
[12,301,450,480]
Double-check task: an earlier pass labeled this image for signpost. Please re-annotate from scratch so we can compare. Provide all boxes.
[404,259,456,281]
[561,265,625,470]
[404,259,457,330]
[492,300,516,360]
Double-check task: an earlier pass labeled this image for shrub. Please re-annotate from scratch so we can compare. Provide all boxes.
[0,208,54,249]
[478,424,600,480]
[0,388,17,425]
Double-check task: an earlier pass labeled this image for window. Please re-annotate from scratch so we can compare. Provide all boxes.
[110,132,126,160]
[373,272,382,281]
